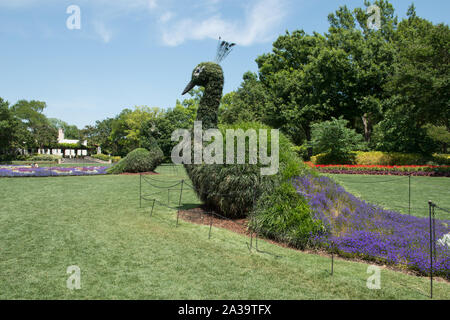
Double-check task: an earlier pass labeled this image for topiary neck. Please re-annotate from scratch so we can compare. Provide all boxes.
[196,77,224,130]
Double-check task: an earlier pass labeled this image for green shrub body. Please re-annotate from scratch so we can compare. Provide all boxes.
[249,182,325,249]
[107,148,163,174]
[185,121,312,218]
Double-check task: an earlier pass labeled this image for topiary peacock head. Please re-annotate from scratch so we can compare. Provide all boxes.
[182,62,224,130]
[181,38,235,130]
[182,62,223,95]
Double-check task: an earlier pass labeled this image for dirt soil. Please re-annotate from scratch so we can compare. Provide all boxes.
[178,206,250,236]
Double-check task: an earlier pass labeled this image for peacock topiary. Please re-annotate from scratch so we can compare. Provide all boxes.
[107,145,163,174]
[180,39,323,247]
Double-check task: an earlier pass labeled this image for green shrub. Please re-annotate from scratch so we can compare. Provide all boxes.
[310,117,367,161]
[185,121,312,218]
[27,154,61,162]
[249,183,324,249]
[2,161,56,165]
[291,143,310,161]
[310,153,355,165]
[107,148,163,174]
[311,151,431,166]
[92,154,121,163]
[354,151,427,165]
[433,154,450,165]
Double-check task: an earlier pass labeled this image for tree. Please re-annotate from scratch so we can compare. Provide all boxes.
[384,7,449,131]
[11,100,57,148]
[219,72,268,125]
[0,98,17,158]
[424,124,450,154]
[228,1,397,151]
[141,94,197,159]
[371,109,436,154]
[110,106,163,157]
[49,118,80,140]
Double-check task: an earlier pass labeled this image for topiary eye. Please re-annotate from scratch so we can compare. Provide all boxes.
[194,66,205,77]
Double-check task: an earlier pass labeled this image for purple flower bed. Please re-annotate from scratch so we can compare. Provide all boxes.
[0,165,109,177]
[293,175,450,277]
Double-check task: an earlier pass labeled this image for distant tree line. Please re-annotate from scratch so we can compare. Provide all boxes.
[1,1,448,161]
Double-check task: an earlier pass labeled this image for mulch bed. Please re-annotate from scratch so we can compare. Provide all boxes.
[178,206,301,250]
[178,206,250,236]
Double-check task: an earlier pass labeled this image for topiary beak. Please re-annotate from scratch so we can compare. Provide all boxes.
[182,80,195,95]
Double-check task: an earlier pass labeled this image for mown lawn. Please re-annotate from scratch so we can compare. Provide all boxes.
[327,174,450,218]
[0,165,448,299]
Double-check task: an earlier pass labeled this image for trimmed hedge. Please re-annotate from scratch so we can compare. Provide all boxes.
[308,163,450,177]
[107,148,163,174]
[27,154,61,162]
[311,151,449,166]
[91,154,121,163]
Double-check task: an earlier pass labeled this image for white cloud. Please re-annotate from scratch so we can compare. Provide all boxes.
[0,0,286,46]
[160,0,287,46]
[159,11,174,23]
[93,21,112,43]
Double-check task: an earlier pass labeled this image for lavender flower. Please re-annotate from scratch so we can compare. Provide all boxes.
[0,165,109,177]
[293,175,450,278]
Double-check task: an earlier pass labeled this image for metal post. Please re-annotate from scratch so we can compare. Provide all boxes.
[331,243,334,276]
[428,200,433,299]
[331,252,334,276]
[139,174,142,208]
[408,175,411,215]
[208,214,213,239]
[433,206,437,264]
[150,199,155,217]
[247,232,253,252]
[176,180,184,228]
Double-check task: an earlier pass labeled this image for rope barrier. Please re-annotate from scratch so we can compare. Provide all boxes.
[139,171,450,296]
[333,177,408,184]
[435,205,450,215]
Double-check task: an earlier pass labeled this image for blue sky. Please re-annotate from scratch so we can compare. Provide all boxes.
[0,0,448,128]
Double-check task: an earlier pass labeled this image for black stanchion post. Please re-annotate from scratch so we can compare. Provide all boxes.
[150,199,155,217]
[428,200,433,299]
[176,180,184,228]
[331,243,334,276]
[408,175,411,215]
[139,174,142,209]
[208,214,213,239]
[433,205,437,265]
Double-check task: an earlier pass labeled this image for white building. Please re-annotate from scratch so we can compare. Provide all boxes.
[37,129,88,157]
[58,128,87,147]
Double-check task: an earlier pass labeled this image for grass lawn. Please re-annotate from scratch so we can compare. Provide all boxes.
[327,174,450,219]
[0,165,448,299]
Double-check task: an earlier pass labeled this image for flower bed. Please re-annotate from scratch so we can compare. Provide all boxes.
[0,165,109,177]
[306,163,450,177]
[294,175,450,277]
